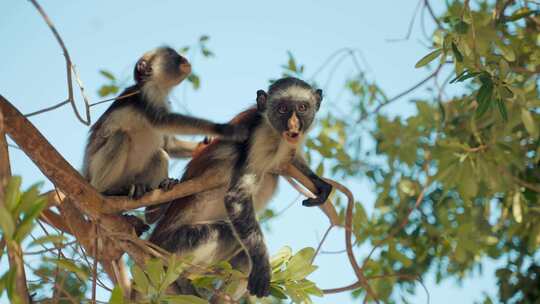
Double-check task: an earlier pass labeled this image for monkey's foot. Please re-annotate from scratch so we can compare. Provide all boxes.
[247,259,271,298]
[123,214,149,236]
[128,183,151,199]
[158,178,180,191]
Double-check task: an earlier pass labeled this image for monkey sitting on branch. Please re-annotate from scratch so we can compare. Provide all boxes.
[82,46,248,234]
[147,77,332,300]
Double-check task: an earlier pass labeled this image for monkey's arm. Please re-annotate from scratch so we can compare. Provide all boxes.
[162,136,199,158]
[150,112,248,141]
[290,155,333,207]
[224,175,271,298]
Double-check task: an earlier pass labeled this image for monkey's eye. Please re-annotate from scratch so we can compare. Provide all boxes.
[278,104,288,114]
[297,103,308,113]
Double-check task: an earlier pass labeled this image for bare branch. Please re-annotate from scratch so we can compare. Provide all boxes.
[28,0,91,125]
[358,64,443,122]
[424,0,443,29]
[387,0,424,42]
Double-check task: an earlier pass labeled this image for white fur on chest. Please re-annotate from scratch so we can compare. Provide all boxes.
[105,107,164,173]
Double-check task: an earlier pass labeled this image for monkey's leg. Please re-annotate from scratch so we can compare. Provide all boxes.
[224,174,271,298]
[89,131,130,194]
[291,156,332,207]
[155,223,238,296]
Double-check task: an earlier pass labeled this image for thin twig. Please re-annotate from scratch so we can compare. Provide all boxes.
[89,90,140,107]
[358,64,443,122]
[28,0,91,125]
[387,0,424,42]
[24,99,70,117]
[312,225,334,263]
[362,184,430,268]
[424,0,443,29]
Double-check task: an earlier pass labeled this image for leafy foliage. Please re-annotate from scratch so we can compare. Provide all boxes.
[280,0,539,302]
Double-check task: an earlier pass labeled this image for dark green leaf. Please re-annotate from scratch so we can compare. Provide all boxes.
[476,83,493,118]
[99,70,116,81]
[199,35,210,42]
[187,74,200,90]
[496,98,508,121]
[451,42,463,62]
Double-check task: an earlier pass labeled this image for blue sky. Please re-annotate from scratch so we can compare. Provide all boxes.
[1,1,498,303]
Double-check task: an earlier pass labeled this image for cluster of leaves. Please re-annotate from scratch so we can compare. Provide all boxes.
[280,0,539,302]
[111,246,322,304]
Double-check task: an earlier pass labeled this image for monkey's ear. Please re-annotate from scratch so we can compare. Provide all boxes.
[256,90,268,111]
[134,59,152,83]
[315,89,323,110]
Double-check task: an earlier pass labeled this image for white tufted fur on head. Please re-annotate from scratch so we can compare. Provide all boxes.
[269,85,314,102]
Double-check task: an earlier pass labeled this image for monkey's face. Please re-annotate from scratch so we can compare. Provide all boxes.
[257,82,323,146]
[134,46,192,89]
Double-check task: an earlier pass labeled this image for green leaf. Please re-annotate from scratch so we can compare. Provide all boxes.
[476,82,493,117]
[99,70,116,81]
[145,259,164,287]
[4,176,22,212]
[108,286,125,304]
[29,234,67,247]
[14,197,46,242]
[179,46,190,54]
[271,246,292,271]
[161,294,209,304]
[270,284,288,299]
[131,264,149,294]
[506,8,536,22]
[16,182,43,216]
[0,206,15,239]
[98,85,119,97]
[48,258,89,281]
[496,99,508,122]
[201,48,214,58]
[498,43,516,62]
[414,49,442,68]
[521,109,539,138]
[512,192,522,223]
[451,42,463,62]
[187,74,200,90]
[199,35,210,42]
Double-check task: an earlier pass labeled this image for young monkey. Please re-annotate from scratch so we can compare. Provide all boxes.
[82,46,248,201]
[148,77,332,299]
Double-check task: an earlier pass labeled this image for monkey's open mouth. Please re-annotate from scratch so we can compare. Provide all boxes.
[283,131,301,144]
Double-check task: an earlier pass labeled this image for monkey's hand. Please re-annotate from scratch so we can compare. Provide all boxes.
[216,124,249,142]
[302,181,332,207]
[247,256,271,298]
[158,178,180,191]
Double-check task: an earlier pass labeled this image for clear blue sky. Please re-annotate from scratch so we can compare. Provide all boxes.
[1,1,497,303]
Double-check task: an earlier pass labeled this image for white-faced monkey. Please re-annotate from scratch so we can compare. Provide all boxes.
[148,77,332,299]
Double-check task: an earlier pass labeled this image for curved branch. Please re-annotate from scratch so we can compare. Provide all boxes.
[29,0,90,125]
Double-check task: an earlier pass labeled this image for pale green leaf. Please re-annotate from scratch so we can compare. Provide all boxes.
[108,286,125,304]
[414,49,442,68]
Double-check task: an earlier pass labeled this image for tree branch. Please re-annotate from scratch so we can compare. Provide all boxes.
[0,107,30,304]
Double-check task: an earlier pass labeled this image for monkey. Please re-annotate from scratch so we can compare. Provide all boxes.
[82,46,247,234]
[147,77,332,299]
